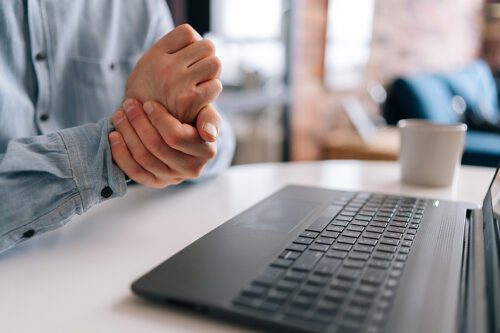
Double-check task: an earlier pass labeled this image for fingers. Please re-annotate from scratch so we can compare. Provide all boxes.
[154,24,202,54]
[108,131,158,187]
[121,99,202,174]
[143,100,217,159]
[178,39,216,68]
[195,78,223,109]
[196,104,222,142]
[111,108,172,180]
[188,55,221,84]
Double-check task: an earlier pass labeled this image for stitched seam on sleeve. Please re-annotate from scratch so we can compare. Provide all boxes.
[0,192,81,238]
[57,132,86,212]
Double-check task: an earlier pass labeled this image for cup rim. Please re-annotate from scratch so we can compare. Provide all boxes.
[397,119,467,132]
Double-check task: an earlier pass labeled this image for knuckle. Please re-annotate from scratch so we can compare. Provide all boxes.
[178,24,198,43]
[146,136,164,154]
[201,39,216,54]
[209,55,221,70]
[165,128,183,147]
[206,145,217,159]
[134,151,152,166]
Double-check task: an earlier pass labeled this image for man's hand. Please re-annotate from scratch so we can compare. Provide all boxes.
[125,24,222,125]
[109,99,217,188]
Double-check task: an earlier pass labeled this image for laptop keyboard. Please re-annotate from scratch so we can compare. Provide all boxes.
[232,192,427,333]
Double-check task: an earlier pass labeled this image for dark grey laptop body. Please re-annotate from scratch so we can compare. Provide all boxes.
[132,167,500,333]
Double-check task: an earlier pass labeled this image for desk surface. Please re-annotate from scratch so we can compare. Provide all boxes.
[0,160,495,333]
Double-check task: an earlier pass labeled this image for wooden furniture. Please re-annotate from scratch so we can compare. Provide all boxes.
[321,127,399,161]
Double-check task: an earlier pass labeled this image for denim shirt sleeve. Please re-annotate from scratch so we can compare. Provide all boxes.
[0,118,127,253]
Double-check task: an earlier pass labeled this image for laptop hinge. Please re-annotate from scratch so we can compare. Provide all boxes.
[460,208,489,333]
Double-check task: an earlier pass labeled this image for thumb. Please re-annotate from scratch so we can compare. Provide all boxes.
[196,104,221,142]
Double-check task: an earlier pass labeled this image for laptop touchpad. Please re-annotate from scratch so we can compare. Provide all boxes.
[234,199,318,232]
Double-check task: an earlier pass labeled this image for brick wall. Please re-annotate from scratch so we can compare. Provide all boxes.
[291,0,484,161]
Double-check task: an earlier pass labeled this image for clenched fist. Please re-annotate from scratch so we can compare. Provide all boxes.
[125,24,222,125]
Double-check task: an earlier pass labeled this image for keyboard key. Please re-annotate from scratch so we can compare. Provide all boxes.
[336,215,353,222]
[372,251,394,261]
[286,244,307,252]
[293,250,323,271]
[299,284,323,297]
[293,237,314,245]
[358,238,378,246]
[330,278,353,291]
[399,247,410,254]
[322,231,340,239]
[401,240,413,247]
[353,244,375,253]
[337,236,357,245]
[404,234,415,241]
[290,295,315,309]
[326,225,344,233]
[393,217,410,223]
[324,289,347,302]
[347,225,365,232]
[284,270,308,281]
[390,221,407,228]
[407,229,417,235]
[271,258,293,268]
[357,284,378,296]
[387,226,405,234]
[310,244,330,252]
[370,221,388,228]
[343,230,361,238]
[377,245,397,253]
[366,226,384,234]
[362,268,386,285]
[344,259,365,269]
[276,279,299,291]
[380,238,399,246]
[242,284,268,297]
[267,289,289,303]
[395,254,408,261]
[363,232,383,241]
[384,232,402,239]
[316,300,340,314]
[300,231,320,239]
[254,266,285,286]
[326,249,348,259]
[349,251,370,261]
[337,267,362,280]
[390,270,403,279]
[369,259,391,269]
[373,217,390,223]
[340,211,356,217]
[315,257,342,275]
[393,261,405,270]
[316,237,335,245]
[355,215,372,222]
[280,250,301,260]
[350,295,373,308]
[308,274,331,286]
[332,220,349,227]
[332,243,352,251]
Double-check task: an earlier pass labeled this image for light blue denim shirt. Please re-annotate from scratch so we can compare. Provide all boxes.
[0,0,235,253]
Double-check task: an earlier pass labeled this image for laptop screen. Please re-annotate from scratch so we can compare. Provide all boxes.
[482,165,500,331]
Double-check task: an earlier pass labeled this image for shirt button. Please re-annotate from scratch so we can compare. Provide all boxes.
[40,114,49,121]
[23,229,36,238]
[101,186,113,198]
[35,52,47,61]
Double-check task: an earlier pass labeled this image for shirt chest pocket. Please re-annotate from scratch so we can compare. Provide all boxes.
[64,54,140,124]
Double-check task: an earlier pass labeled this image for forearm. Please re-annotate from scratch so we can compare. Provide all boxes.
[0,118,127,254]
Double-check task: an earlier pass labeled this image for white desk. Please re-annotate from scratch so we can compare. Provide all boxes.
[0,161,494,333]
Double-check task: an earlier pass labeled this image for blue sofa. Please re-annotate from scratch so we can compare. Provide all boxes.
[383,60,500,167]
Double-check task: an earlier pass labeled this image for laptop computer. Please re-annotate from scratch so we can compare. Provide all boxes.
[132,166,500,333]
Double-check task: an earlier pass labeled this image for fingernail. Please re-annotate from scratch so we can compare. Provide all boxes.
[109,132,120,145]
[144,102,154,115]
[123,99,135,114]
[204,122,218,139]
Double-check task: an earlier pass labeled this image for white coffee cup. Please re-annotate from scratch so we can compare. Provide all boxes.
[398,119,467,187]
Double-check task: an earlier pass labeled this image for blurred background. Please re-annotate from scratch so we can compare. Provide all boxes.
[167,0,500,167]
